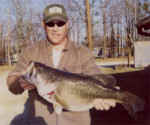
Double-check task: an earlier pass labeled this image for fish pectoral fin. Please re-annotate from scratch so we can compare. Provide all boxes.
[92,74,117,88]
[43,94,63,114]
[54,104,63,115]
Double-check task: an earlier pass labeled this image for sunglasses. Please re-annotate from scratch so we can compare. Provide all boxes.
[46,21,66,27]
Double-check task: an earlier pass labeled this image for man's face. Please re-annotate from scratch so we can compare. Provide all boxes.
[44,20,69,45]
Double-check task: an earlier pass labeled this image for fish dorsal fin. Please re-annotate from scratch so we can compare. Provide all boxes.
[77,73,117,88]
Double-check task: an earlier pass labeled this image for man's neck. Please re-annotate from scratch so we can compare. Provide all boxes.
[52,38,68,51]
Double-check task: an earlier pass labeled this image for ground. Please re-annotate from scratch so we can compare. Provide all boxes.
[0,65,28,125]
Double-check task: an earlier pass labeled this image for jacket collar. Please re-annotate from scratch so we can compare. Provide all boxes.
[45,39,76,69]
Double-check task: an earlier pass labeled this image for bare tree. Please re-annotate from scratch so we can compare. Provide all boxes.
[109,12,116,57]
[100,0,111,58]
[5,8,12,66]
[0,24,5,62]
[9,0,44,54]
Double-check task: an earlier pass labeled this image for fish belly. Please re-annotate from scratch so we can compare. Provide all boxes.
[54,81,96,111]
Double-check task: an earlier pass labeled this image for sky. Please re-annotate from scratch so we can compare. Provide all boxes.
[0,0,149,22]
[0,0,149,16]
[0,0,83,21]
[0,0,10,20]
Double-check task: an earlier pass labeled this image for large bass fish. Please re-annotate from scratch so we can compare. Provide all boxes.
[21,61,145,118]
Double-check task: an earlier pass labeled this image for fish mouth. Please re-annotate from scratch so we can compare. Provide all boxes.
[20,75,35,85]
[20,61,35,78]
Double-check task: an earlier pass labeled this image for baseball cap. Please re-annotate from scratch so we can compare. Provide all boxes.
[43,4,68,23]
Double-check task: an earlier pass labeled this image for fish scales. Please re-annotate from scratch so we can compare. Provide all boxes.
[34,62,127,101]
[22,61,145,119]
[34,62,114,89]
[35,62,119,100]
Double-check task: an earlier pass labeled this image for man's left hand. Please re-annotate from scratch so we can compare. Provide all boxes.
[93,99,116,110]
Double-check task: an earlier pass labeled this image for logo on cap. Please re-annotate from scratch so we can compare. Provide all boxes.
[48,7,63,15]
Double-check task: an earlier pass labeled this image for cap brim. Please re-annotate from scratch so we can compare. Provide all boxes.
[45,16,67,23]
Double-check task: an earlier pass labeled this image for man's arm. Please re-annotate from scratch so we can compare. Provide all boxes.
[7,48,35,95]
[79,46,102,75]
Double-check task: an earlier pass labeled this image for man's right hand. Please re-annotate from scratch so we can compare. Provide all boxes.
[19,78,36,90]
[7,74,35,95]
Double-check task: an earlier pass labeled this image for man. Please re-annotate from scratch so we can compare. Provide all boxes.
[7,4,116,125]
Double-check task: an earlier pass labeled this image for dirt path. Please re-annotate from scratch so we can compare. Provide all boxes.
[0,68,28,125]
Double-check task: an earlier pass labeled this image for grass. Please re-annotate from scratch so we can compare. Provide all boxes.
[0,63,144,75]
[0,65,15,74]
[99,66,144,74]
[0,65,28,125]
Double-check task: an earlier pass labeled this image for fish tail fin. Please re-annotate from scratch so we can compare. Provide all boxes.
[122,103,139,119]
[120,91,145,118]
